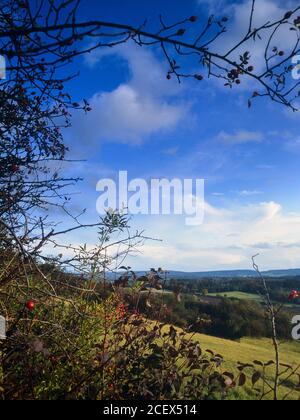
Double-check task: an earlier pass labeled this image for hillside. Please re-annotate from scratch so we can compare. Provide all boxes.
[110,269,300,281]
[166,269,300,279]
[174,327,300,400]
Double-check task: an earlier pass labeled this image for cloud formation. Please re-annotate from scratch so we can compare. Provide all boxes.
[124,200,300,271]
[70,44,187,146]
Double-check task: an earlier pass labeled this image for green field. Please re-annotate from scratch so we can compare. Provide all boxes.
[208,291,299,309]
[208,291,263,302]
[194,333,300,399]
[159,323,300,400]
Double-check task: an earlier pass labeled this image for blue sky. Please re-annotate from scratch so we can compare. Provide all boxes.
[49,0,300,272]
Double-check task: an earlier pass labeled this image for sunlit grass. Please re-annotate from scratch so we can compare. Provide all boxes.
[208,291,299,308]
[154,322,300,400]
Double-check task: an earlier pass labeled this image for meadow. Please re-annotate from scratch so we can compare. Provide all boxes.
[169,325,300,400]
[208,291,300,309]
[208,291,263,302]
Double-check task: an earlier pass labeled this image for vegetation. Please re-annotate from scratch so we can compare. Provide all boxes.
[209,291,300,309]
[1,0,300,400]
[138,285,297,340]
[179,331,300,400]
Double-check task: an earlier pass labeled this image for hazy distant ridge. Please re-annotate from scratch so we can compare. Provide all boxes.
[110,269,300,280]
[164,269,300,279]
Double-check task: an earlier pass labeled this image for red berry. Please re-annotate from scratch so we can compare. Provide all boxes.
[278,51,285,57]
[235,79,241,85]
[26,300,35,311]
[247,66,254,72]
[289,290,299,300]
[189,16,198,22]
[11,164,20,173]
[49,355,58,364]
[166,74,171,80]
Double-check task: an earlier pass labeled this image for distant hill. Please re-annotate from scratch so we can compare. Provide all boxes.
[165,269,300,279]
[109,269,300,280]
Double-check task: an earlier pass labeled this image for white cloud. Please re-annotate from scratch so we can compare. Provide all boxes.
[218,130,263,144]
[70,44,187,146]
[72,85,183,145]
[48,197,300,271]
[123,200,300,271]
[235,190,263,196]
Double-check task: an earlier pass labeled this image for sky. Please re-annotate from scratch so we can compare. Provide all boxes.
[48,0,300,272]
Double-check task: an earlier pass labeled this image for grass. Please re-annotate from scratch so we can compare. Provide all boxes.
[156,322,300,400]
[208,291,299,308]
[208,291,263,302]
[191,332,300,399]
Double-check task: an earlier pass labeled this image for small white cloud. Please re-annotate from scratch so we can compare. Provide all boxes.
[218,130,263,144]
[257,164,275,170]
[235,190,263,196]
[71,85,184,145]
[163,146,180,156]
[71,44,187,146]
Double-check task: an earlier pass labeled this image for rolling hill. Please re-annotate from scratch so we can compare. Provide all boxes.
[110,269,300,280]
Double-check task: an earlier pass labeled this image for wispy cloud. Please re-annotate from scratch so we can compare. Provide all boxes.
[218,130,263,144]
[234,190,264,196]
[256,164,276,170]
[211,192,225,197]
[163,146,180,156]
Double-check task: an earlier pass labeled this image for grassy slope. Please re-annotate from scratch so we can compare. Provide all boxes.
[165,324,300,400]
[194,333,300,399]
[146,289,300,398]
